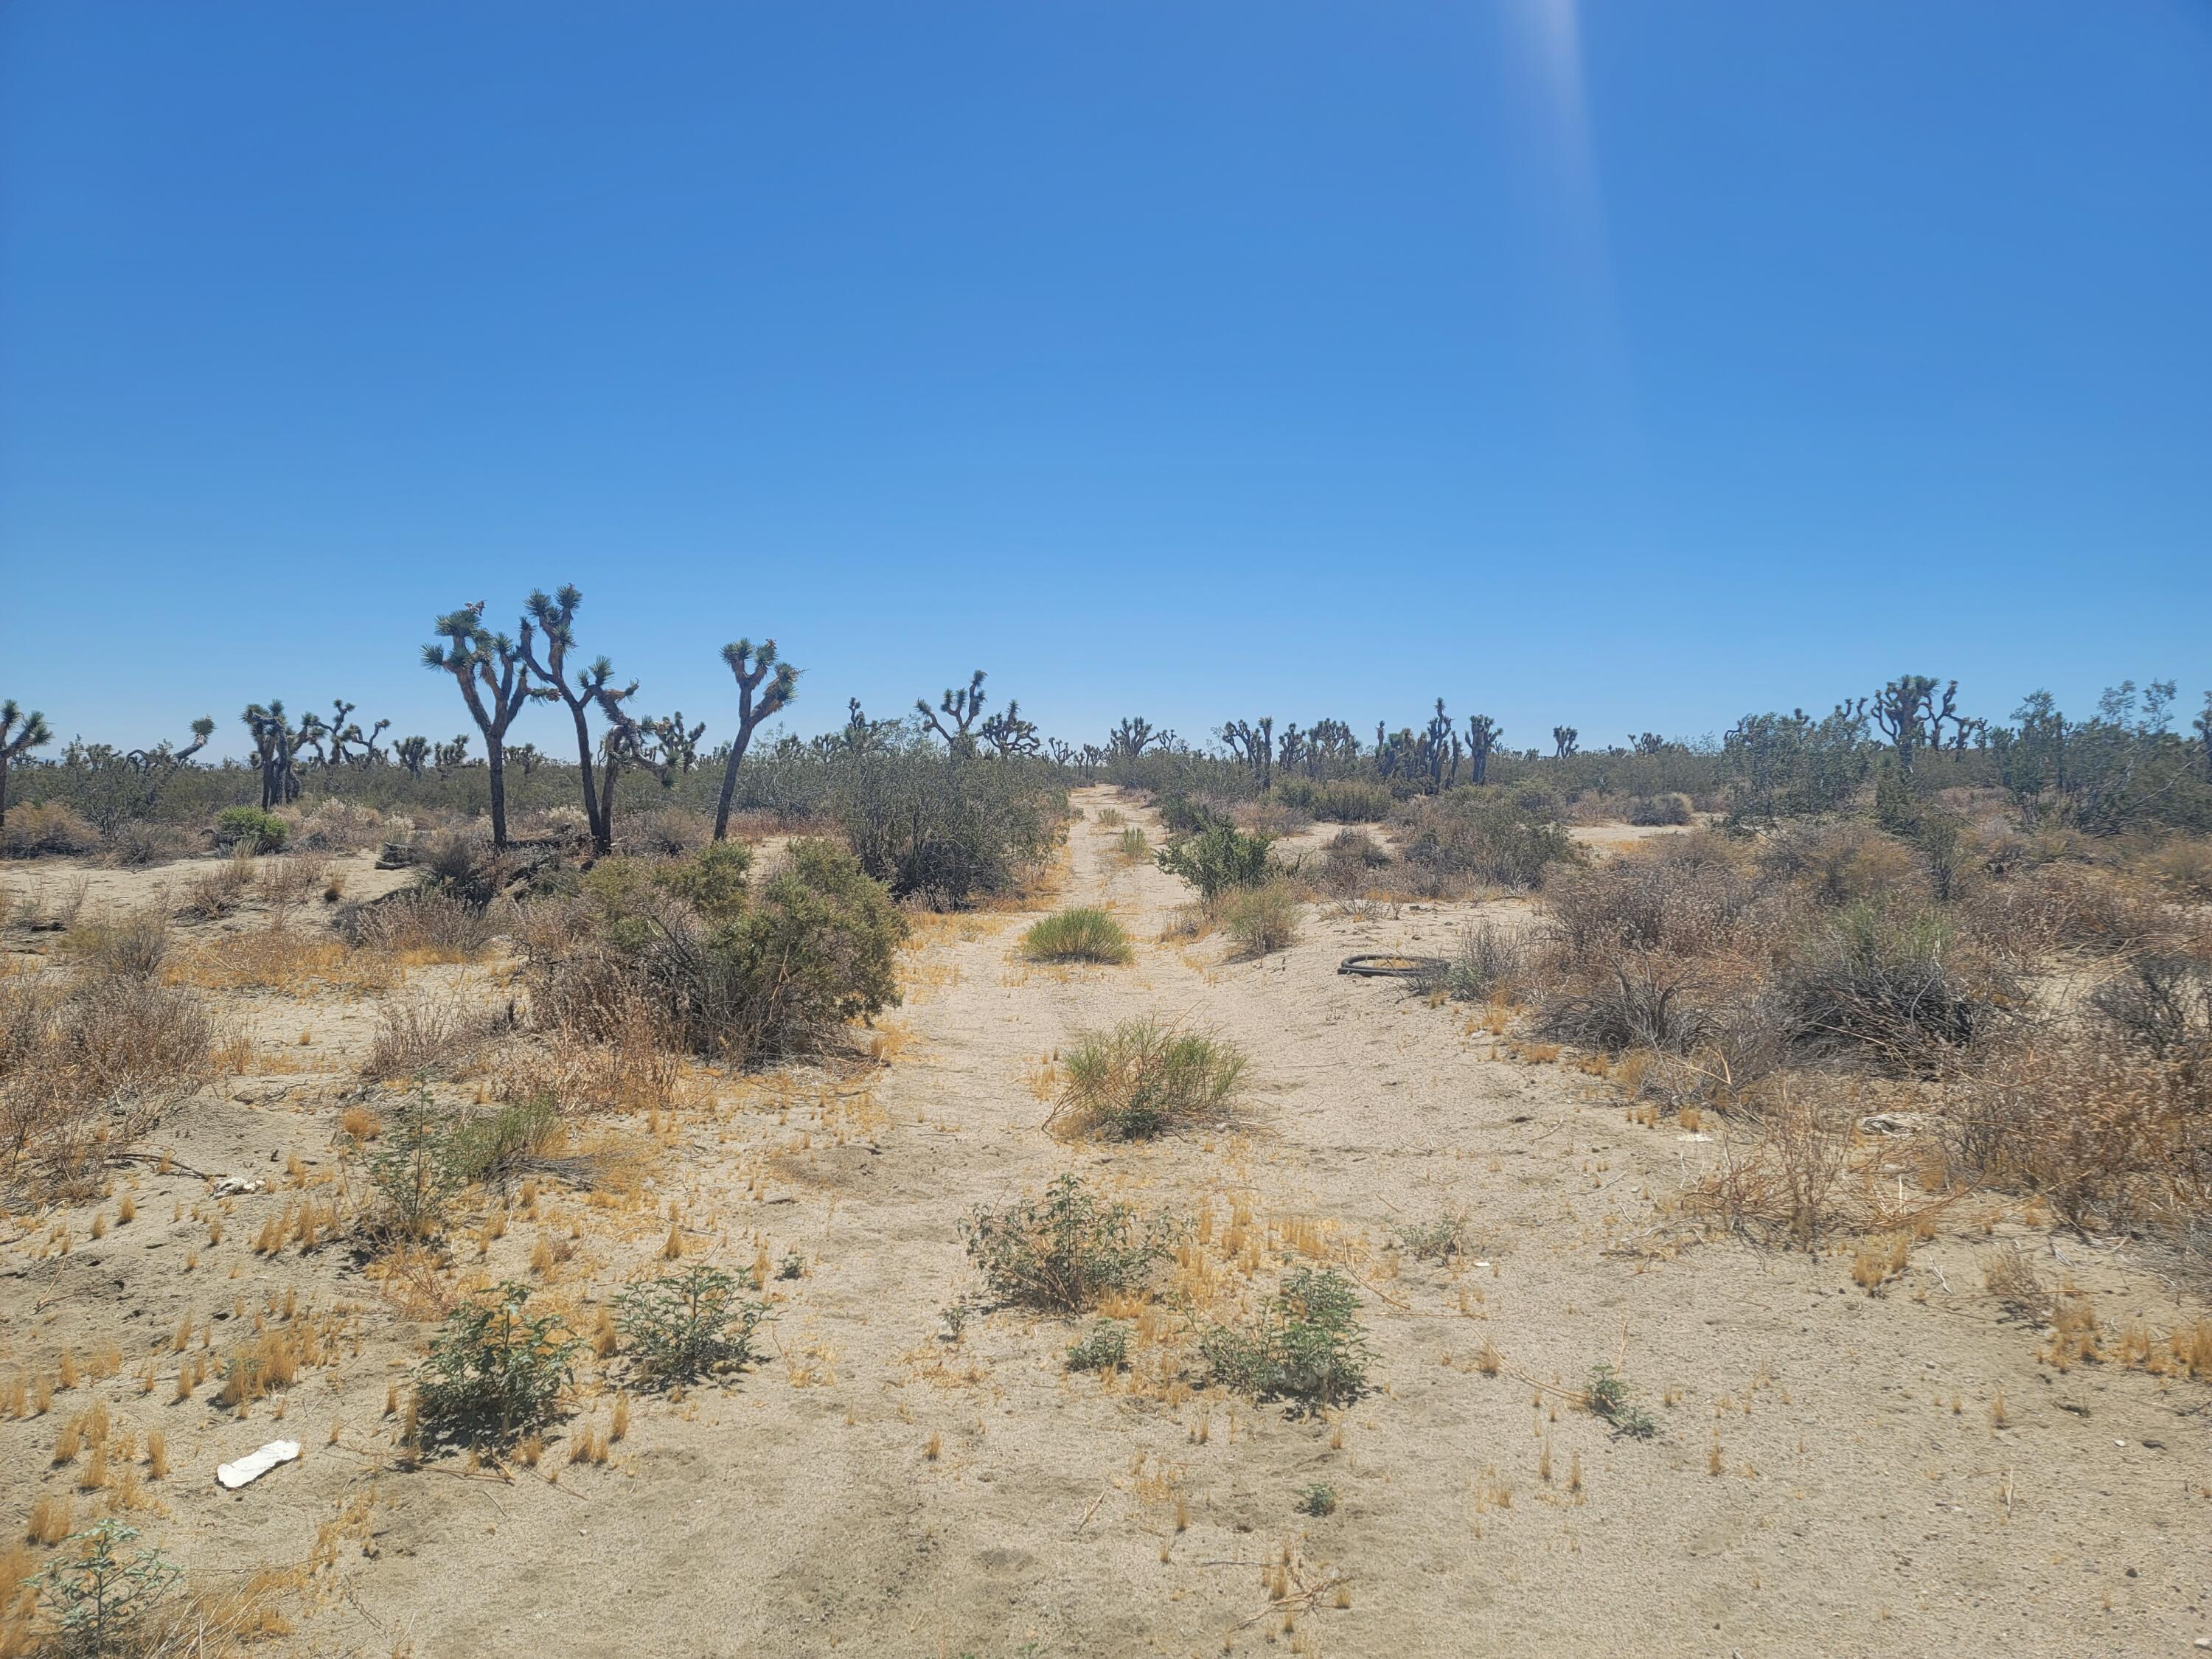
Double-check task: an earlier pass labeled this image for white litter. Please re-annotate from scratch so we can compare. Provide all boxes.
[217,1440,300,1490]
[1675,1133,1712,1142]
[209,1177,265,1198]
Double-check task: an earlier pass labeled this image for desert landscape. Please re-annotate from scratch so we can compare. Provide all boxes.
[2,670,2210,1658]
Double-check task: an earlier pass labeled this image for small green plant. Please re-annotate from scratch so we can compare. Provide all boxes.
[1116,827,1149,861]
[1050,1017,1248,1140]
[939,1295,978,1343]
[1391,1209,1469,1262]
[1221,881,1299,958]
[212,804,288,853]
[1295,1482,1338,1517]
[1583,1363,1655,1439]
[1094,807,1124,827]
[443,1093,559,1189]
[359,1093,467,1242]
[961,1174,1169,1313]
[1156,821,1273,899]
[616,1265,768,1385]
[416,1281,582,1447]
[1065,1320,1130,1374]
[1443,922,1523,1002]
[32,1520,182,1658]
[1200,1266,1372,1413]
[778,1251,804,1281]
[1020,907,1135,965]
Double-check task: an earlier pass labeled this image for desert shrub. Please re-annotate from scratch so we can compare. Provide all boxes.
[30,1518,183,1658]
[284,799,384,852]
[1021,908,1134,964]
[1391,1209,1470,1262]
[1200,1265,1372,1413]
[338,886,497,957]
[2089,953,2212,1065]
[254,853,333,914]
[1544,844,1763,971]
[832,748,1062,907]
[415,1281,582,1447]
[1273,777,1392,823]
[1221,881,1299,958]
[357,1101,468,1242]
[1444,922,1523,1002]
[1155,795,1214,837]
[1,801,100,858]
[532,838,905,1062]
[1625,793,1694,827]
[960,1174,1169,1312]
[176,850,254,919]
[1781,904,2008,1067]
[1116,827,1150,861]
[63,908,170,983]
[1756,822,1916,909]
[1155,821,1273,899]
[412,832,508,908]
[1050,1018,1248,1139]
[616,1265,769,1385]
[1065,1320,1130,1374]
[212,806,288,854]
[1295,1483,1339,1517]
[2143,836,2212,901]
[1952,862,2173,961]
[442,1093,560,1187]
[100,818,195,866]
[1397,789,1576,892]
[1540,956,1714,1054]
[0,975,219,1197]
[361,992,503,1082]
[1582,1364,1656,1439]
[613,805,712,858]
[1094,807,1124,827]
[1312,827,1391,900]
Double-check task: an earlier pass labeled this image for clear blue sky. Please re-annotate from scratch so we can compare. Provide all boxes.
[3,2,2206,758]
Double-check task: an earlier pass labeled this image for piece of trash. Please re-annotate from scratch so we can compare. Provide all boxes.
[217,1440,300,1489]
[1675,1133,1712,1142]
[209,1176,265,1198]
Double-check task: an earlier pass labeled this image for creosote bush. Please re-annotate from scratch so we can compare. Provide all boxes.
[1396,788,1576,893]
[1049,1018,1248,1139]
[1020,907,1134,965]
[1155,818,1273,899]
[1200,1265,1372,1413]
[415,1281,582,1447]
[616,1265,770,1385]
[1065,1320,1130,1374]
[960,1174,1170,1313]
[212,805,288,854]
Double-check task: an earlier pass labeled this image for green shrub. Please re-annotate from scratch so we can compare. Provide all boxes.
[1397,790,1574,891]
[416,1281,582,1447]
[1781,902,2005,1065]
[358,1099,468,1243]
[1274,779,1392,823]
[444,1094,560,1189]
[1156,821,1273,899]
[538,838,906,1061]
[212,805,288,853]
[32,1519,182,1657]
[1221,881,1299,958]
[1295,1482,1338,1517]
[831,747,1063,907]
[1021,907,1135,964]
[1051,1018,1248,1139]
[1200,1266,1372,1413]
[1443,922,1522,1001]
[616,1265,770,1385]
[1116,827,1150,862]
[1583,1363,1655,1439]
[1065,1320,1131,1374]
[961,1174,1169,1312]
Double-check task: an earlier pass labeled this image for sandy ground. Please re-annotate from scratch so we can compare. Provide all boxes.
[4,790,2210,1658]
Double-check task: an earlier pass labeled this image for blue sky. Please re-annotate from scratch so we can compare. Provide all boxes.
[2,1,2206,758]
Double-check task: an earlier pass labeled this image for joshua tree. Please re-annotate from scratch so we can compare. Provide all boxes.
[1107,716,1167,762]
[242,702,308,808]
[1464,715,1501,785]
[1222,718,1275,788]
[521,585,623,850]
[394,736,431,780]
[0,700,55,838]
[1869,675,1973,776]
[918,670,987,752]
[2197,692,2212,782]
[1304,718,1360,777]
[594,685,681,847]
[422,603,539,849]
[127,717,216,773]
[433,735,473,775]
[1551,726,1579,760]
[981,700,1040,758]
[657,714,706,773]
[1424,700,1461,791]
[714,639,799,842]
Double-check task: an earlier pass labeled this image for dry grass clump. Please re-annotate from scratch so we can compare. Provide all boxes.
[164,928,397,996]
[282,798,386,852]
[1020,907,1135,964]
[1220,881,1300,959]
[1777,903,2014,1071]
[0,801,100,858]
[61,906,172,982]
[1048,1017,1248,1139]
[0,973,220,1196]
[1115,827,1150,862]
[338,886,498,959]
[1442,921,1526,1004]
[1311,828,1391,900]
[361,991,507,1082]
[1685,1096,1944,1247]
[176,848,256,919]
[254,854,333,916]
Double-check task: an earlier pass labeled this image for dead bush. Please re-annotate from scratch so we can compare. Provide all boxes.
[177,849,255,919]
[1543,844,1767,974]
[2087,953,2212,1065]
[0,801,99,858]
[1686,1095,1944,1248]
[338,886,498,958]
[1757,822,1917,909]
[63,906,172,982]
[1779,904,2011,1071]
[101,819,196,866]
[0,974,221,1196]
[256,854,333,916]
[1539,955,1713,1054]
[284,799,386,852]
[362,991,508,1083]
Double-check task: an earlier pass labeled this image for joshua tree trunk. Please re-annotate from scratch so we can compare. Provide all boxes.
[485,735,509,849]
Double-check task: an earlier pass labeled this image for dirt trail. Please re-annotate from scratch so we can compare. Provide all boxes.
[6,797,2209,1657]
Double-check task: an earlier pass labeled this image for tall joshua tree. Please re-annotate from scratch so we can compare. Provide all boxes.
[1464,715,1502,785]
[918,670,987,753]
[0,700,55,838]
[714,639,799,841]
[521,585,622,851]
[422,603,539,850]
[1551,726,1579,760]
[243,702,307,808]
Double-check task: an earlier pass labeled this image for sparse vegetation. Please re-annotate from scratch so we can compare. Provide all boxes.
[1020,908,1134,964]
[961,1175,1169,1313]
[1220,880,1299,958]
[415,1281,582,1447]
[1200,1265,1372,1413]
[1065,1320,1130,1374]
[616,1266,770,1385]
[1049,1018,1248,1139]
